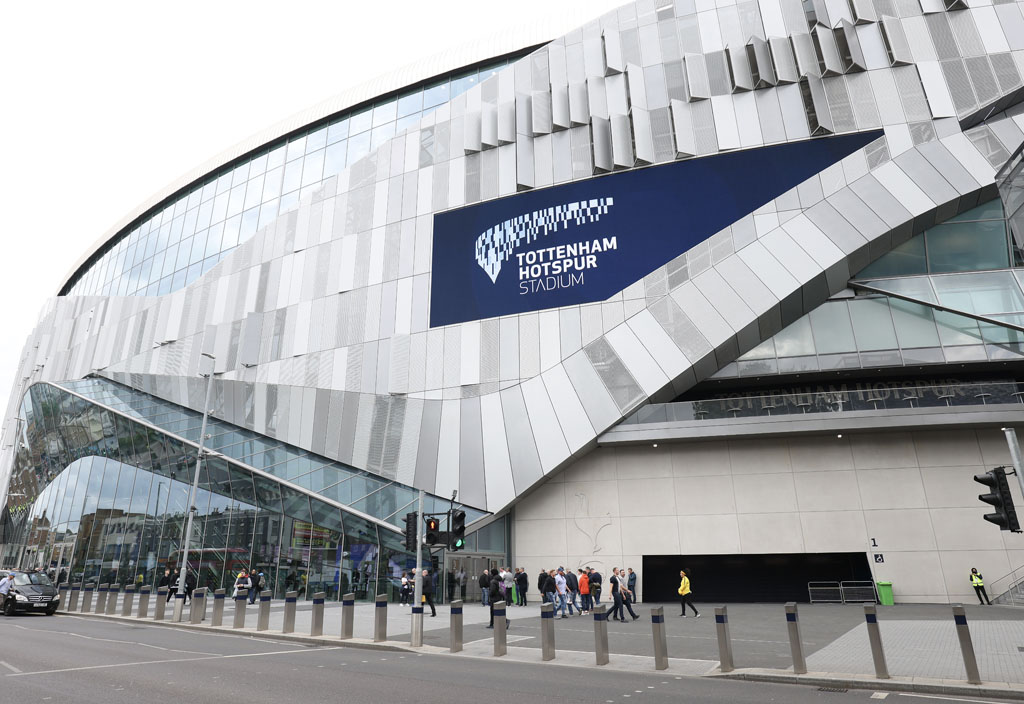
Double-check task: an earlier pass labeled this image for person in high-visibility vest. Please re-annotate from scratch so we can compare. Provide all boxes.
[970,568,991,605]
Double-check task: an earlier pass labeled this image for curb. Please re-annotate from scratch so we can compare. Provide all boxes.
[57,609,443,654]
[714,669,1024,700]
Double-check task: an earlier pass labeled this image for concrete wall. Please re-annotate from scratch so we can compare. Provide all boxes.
[511,428,1024,604]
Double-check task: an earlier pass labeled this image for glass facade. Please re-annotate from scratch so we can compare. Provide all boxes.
[61,56,525,300]
[1,382,420,600]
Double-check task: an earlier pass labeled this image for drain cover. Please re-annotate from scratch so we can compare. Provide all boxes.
[817,687,849,693]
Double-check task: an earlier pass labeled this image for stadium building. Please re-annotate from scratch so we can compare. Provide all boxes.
[3,0,1024,605]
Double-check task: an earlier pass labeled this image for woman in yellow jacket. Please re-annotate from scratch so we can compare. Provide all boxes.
[678,569,700,618]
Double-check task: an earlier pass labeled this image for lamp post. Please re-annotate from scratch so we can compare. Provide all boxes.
[173,353,216,622]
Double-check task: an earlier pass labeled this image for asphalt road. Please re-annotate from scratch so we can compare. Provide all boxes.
[0,612,1006,704]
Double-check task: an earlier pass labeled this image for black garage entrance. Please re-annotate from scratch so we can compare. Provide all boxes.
[641,552,873,603]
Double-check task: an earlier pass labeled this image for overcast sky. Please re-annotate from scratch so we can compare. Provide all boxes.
[0,0,625,417]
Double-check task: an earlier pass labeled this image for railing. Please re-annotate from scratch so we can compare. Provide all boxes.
[620,381,1024,425]
[989,564,1024,606]
[808,580,877,604]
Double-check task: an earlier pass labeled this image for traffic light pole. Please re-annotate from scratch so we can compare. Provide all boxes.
[411,489,425,647]
[1003,428,1024,499]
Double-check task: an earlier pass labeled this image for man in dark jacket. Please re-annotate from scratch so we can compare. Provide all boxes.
[537,569,548,602]
[565,568,579,612]
[588,567,603,605]
[421,570,437,617]
[486,570,510,629]
[479,570,491,606]
[627,568,638,602]
[514,568,529,606]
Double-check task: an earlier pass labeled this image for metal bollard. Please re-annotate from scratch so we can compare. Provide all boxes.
[138,586,151,619]
[68,583,81,612]
[57,583,69,611]
[122,586,135,616]
[411,602,424,647]
[373,593,387,642]
[540,602,555,661]
[310,592,325,636]
[233,589,248,629]
[785,602,807,675]
[863,604,889,679]
[154,587,167,620]
[172,590,187,622]
[95,583,108,614]
[190,588,207,625]
[81,583,95,612]
[211,589,225,627]
[715,606,735,673]
[257,591,271,631]
[593,604,609,666]
[493,600,507,657]
[339,592,354,640]
[105,586,118,615]
[651,606,668,671]
[450,599,464,653]
[282,591,297,633]
[952,604,982,684]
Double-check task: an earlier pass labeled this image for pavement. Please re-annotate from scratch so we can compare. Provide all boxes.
[0,613,895,704]
[55,593,1024,699]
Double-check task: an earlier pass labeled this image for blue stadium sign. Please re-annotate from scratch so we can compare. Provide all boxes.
[430,132,882,327]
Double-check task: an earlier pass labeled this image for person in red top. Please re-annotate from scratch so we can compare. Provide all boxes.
[577,568,591,615]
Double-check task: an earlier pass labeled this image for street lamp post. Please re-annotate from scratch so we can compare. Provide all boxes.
[172,353,216,622]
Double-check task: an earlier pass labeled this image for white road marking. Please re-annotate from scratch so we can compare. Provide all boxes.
[6,646,341,678]
[871,695,889,700]
[898,694,1005,704]
[5,623,219,656]
[0,661,21,674]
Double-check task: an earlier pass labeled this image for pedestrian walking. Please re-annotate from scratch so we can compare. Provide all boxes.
[538,568,548,603]
[421,569,437,617]
[486,569,511,630]
[678,569,700,617]
[479,570,491,606]
[456,566,467,600]
[167,568,180,602]
[400,572,410,605]
[515,568,529,606]
[622,581,639,621]
[158,568,172,596]
[970,568,992,605]
[578,568,591,614]
[0,571,14,611]
[554,567,575,618]
[543,569,558,613]
[232,569,251,599]
[608,568,626,622]
[502,567,515,605]
[627,568,638,603]
[589,567,603,605]
[184,570,196,605]
[565,566,580,612]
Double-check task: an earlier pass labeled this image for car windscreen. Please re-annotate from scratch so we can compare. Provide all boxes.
[13,573,53,586]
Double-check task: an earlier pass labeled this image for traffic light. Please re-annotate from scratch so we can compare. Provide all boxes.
[974,467,1021,532]
[402,511,419,551]
[424,516,441,545]
[449,509,466,551]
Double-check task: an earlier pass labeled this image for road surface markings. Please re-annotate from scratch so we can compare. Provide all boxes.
[6,645,341,678]
[3,623,219,656]
[898,695,1006,704]
[0,661,21,674]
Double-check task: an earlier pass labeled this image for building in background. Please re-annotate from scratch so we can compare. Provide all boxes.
[3,0,1024,604]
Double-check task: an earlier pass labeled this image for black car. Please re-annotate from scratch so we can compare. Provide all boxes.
[1,571,59,616]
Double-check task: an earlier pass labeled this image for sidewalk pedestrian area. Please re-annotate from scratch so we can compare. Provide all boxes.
[66,595,1024,695]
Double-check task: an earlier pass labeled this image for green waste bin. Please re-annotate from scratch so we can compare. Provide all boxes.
[876,581,894,606]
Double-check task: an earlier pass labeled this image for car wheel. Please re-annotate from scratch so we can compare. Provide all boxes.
[3,600,15,617]
[45,605,57,616]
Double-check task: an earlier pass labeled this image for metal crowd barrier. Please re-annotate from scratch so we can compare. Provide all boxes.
[808,581,877,604]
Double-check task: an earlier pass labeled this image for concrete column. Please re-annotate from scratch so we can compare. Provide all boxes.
[282,591,297,633]
[68,583,81,612]
[137,586,151,619]
[339,592,354,640]
[952,604,982,685]
[373,593,387,643]
[190,588,207,625]
[651,606,668,671]
[450,599,464,653]
[121,586,135,617]
[105,586,118,615]
[492,600,507,657]
[540,602,555,661]
[233,589,248,629]
[864,604,889,679]
[785,602,807,675]
[154,587,167,620]
[593,604,609,666]
[310,592,325,636]
[80,583,94,613]
[95,584,108,614]
[211,589,225,627]
[257,591,271,631]
[715,606,734,673]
